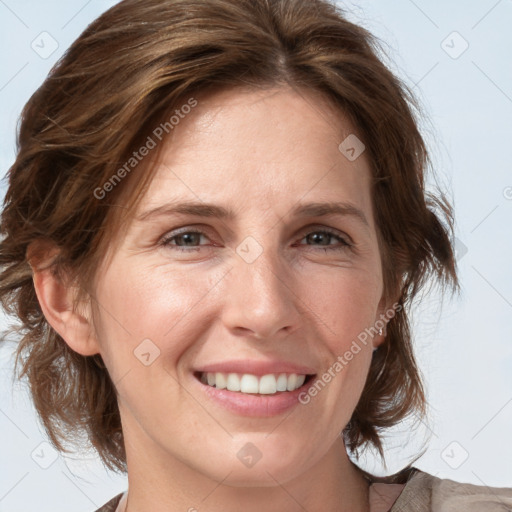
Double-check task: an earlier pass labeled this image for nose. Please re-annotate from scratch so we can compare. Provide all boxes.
[221,245,302,341]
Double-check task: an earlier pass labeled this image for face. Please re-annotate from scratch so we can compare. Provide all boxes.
[90,85,387,485]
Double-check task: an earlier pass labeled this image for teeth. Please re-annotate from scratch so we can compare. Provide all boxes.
[287,373,297,391]
[240,374,259,393]
[259,374,277,394]
[226,373,241,391]
[276,373,288,391]
[201,372,309,394]
[295,374,306,389]
[215,372,226,389]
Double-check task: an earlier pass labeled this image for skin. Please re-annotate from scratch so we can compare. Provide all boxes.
[32,85,392,512]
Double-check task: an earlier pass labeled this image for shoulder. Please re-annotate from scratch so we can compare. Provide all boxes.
[94,491,125,512]
[389,468,512,511]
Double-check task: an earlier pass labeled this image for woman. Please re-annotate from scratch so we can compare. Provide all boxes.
[0,0,510,511]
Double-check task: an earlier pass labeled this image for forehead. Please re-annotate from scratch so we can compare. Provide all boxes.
[136,85,374,222]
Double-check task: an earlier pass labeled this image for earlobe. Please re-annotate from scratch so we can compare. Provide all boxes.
[29,247,100,357]
[373,324,387,350]
[373,296,393,350]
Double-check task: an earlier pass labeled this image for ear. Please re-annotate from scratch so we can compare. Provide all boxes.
[28,241,100,356]
[373,294,398,350]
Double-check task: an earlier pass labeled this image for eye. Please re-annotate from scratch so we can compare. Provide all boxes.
[159,229,211,252]
[296,228,352,251]
[158,226,352,253]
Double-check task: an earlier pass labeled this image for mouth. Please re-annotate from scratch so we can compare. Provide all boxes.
[191,360,319,417]
[193,371,316,395]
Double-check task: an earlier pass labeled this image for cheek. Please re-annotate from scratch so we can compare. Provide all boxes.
[299,265,383,344]
[92,259,229,368]
[301,271,378,414]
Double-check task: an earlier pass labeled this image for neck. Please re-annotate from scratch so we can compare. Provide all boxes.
[121,435,370,512]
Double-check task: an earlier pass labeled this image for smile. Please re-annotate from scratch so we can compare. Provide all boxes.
[193,370,317,417]
[197,371,314,394]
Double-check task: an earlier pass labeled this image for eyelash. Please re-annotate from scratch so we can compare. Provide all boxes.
[159,227,352,253]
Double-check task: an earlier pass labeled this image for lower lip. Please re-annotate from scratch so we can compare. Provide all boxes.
[193,374,315,417]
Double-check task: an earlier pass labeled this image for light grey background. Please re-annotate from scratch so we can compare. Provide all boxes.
[0,1,511,511]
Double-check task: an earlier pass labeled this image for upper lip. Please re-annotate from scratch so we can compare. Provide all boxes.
[194,359,317,377]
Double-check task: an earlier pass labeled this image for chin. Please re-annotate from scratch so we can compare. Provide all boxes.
[192,439,315,487]
[213,460,307,488]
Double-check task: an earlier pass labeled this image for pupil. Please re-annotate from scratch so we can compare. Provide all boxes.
[182,233,198,245]
[309,233,328,245]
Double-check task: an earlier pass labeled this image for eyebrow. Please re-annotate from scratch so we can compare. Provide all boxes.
[136,200,369,226]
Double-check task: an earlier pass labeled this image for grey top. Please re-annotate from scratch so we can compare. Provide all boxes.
[389,469,512,511]
[94,467,512,511]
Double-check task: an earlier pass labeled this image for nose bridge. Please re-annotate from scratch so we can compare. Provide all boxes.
[222,237,300,339]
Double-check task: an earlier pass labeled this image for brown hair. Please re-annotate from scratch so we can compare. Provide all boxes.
[0,0,458,474]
